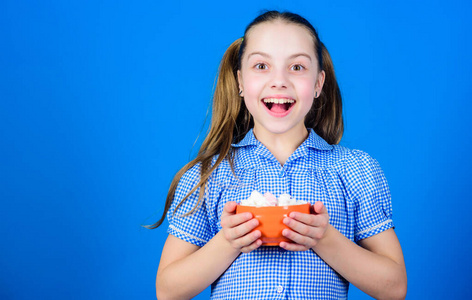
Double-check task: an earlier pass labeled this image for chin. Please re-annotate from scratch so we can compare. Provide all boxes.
[255,122,305,137]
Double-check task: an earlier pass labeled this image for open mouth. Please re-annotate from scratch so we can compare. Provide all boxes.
[262,98,295,113]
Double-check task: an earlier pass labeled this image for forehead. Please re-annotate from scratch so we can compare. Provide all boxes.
[244,21,316,58]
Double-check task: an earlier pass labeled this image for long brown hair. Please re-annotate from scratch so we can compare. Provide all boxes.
[148,10,343,228]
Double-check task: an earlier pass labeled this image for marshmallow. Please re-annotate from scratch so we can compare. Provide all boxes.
[240,191,307,207]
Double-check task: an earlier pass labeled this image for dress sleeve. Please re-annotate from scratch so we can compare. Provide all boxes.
[166,163,212,247]
[344,150,394,242]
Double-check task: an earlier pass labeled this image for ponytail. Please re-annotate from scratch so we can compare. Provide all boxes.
[147,39,245,228]
[305,42,343,144]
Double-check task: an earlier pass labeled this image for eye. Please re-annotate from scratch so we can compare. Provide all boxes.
[254,63,268,70]
[291,64,305,71]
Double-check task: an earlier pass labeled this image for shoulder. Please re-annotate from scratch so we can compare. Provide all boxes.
[302,130,380,172]
[177,162,202,189]
[324,145,388,194]
[330,145,390,200]
[172,162,202,204]
[330,145,382,174]
[178,154,233,181]
[176,155,235,194]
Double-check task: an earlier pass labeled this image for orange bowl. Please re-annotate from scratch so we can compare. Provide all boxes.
[236,203,311,246]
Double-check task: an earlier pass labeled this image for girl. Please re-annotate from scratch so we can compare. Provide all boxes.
[151,10,407,300]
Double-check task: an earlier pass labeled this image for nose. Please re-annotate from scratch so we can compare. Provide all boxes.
[270,68,288,89]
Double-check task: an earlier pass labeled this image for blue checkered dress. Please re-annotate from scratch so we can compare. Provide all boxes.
[167,129,394,299]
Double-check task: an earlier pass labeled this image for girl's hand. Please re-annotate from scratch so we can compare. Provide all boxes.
[220,201,262,253]
[280,201,329,251]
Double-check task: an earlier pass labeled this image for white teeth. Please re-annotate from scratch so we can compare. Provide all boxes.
[263,98,295,104]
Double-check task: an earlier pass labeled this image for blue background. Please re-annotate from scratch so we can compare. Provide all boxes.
[1,0,471,299]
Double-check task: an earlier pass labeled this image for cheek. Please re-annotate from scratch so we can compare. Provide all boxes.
[241,75,259,115]
[298,78,316,97]
[242,75,263,98]
[297,78,316,111]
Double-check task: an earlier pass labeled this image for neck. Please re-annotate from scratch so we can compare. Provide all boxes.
[253,125,309,166]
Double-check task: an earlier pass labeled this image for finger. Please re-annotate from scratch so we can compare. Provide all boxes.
[284,217,327,242]
[223,201,237,214]
[279,241,309,252]
[231,218,259,239]
[284,216,315,236]
[220,202,236,222]
[222,211,255,229]
[238,231,262,252]
[281,227,316,247]
[286,213,328,228]
[313,201,327,215]
[240,238,263,253]
[221,201,253,228]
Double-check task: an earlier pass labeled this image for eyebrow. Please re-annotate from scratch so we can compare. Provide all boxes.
[247,51,312,62]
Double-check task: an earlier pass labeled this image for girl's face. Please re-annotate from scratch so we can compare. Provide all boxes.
[238,21,325,139]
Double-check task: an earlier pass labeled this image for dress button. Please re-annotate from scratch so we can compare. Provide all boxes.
[277,286,284,294]
[278,168,285,178]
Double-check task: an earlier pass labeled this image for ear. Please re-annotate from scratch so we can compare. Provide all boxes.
[314,70,325,98]
[237,70,244,97]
